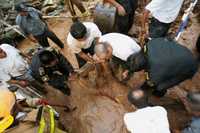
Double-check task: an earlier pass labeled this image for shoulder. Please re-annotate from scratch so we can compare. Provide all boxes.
[145,0,164,9]
[0,44,18,51]
[67,33,76,45]
[28,7,42,17]
[83,22,99,30]
[30,50,42,68]
[28,7,39,13]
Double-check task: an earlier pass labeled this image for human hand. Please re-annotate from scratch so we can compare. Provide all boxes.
[36,99,49,105]
[68,72,78,81]
[122,70,129,80]
[17,80,29,87]
[93,54,105,64]
[117,5,126,16]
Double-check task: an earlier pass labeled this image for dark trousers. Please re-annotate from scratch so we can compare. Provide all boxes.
[115,0,138,34]
[48,74,71,95]
[34,29,64,48]
[141,70,196,97]
[149,17,171,38]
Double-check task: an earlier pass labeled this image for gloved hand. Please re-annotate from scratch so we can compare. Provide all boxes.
[36,99,49,105]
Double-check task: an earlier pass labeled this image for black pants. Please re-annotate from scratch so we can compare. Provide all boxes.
[115,0,138,34]
[34,29,64,48]
[149,17,171,38]
[48,74,71,96]
[141,70,196,98]
[75,42,96,68]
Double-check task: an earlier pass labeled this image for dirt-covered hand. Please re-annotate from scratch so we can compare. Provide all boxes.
[93,54,105,63]
[122,70,129,80]
[68,72,78,81]
[117,5,126,16]
[18,80,29,87]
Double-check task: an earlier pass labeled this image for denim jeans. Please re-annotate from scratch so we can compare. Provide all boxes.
[149,17,171,38]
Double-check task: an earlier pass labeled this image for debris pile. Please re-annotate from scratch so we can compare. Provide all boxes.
[0,0,65,44]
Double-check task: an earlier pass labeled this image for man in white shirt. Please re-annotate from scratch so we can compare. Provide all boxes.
[93,33,141,80]
[67,21,102,67]
[124,106,170,133]
[0,44,33,87]
[142,0,184,38]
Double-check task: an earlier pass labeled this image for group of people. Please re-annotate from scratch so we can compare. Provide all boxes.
[0,0,200,132]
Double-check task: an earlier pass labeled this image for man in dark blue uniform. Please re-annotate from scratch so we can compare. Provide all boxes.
[30,49,75,96]
[126,38,198,107]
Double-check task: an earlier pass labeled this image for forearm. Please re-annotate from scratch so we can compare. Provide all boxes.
[79,52,94,63]
[104,0,121,8]
[142,9,150,30]
[7,79,20,85]
[59,55,74,74]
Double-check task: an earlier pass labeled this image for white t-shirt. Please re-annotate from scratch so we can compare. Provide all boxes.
[124,106,170,133]
[145,0,184,23]
[99,33,141,61]
[67,22,102,54]
[0,44,29,82]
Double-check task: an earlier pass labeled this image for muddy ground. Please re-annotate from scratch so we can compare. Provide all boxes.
[17,1,200,132]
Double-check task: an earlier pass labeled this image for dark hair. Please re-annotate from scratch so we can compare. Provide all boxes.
[15,3,28,12]
[127,51,147,73]
[70,21,87,39]
[39,50,56,65]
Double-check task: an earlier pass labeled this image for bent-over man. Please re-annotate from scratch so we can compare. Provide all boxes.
[67,21,102,67]
[30,49,75,96]
[15,3,64,48]
[127,38,198,106]
[93,33,141,79]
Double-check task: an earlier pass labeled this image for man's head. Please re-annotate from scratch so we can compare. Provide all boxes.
[15,3,28,16]
[70,21,87,41]
[94,42,113,62]
[0,47,7,59]
[127,89,149,109]
[39,50,58,67]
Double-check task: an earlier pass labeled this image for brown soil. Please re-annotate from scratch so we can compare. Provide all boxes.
[17,1,200,132]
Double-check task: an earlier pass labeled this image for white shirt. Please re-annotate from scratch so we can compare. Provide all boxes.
[124,106,170,133]
[67,22,102,54]
[99,33,141,61]
[0,44,29,82]
[145,0,184,23]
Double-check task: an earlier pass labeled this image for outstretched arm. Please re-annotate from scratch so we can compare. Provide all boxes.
[78,51,94,63]
[104,0,126,16]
